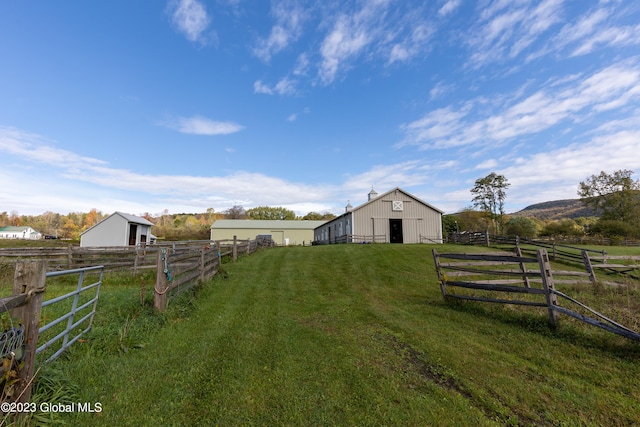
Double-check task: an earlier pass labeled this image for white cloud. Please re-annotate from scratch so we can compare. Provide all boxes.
[388,24,433,65]
[252,0,307,62]
[252,2,435,89]
[400,59,640,149]
[253,77,297,96]
[465,0,565,68]
[159,115,244,135]
[0,127,339,215]
[429,81,455,100]
[502,130,640,207]
[475,159,498,170]
[319,15,373,84]
[167,0,211,44]
[438,0,461,17]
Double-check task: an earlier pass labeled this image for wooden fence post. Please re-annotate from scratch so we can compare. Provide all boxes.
[154,249,169,312]
[431,249,447,300]
[515,245,531,288]
[67,244,73,270]
[581,250,597,286]
[536,249,559,326]
[232,235,238,262]
[10,260,46,404]
[200,247,206,283]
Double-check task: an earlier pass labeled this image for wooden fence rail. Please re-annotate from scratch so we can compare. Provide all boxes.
[0,238,262,275]
[153,237,259,312]
[432,248,640,341]
[447,232,640,280]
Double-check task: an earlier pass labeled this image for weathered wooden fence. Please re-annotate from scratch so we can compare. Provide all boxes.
[0,237,264,409]
[153,237,259,311]
[447,231,640,247]
[153,245,218,311]
[447,232,640,280]
[432,248,640,341]
[0,238,259,274]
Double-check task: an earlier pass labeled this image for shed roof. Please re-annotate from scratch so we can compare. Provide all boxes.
[211,220,327,230]
[115,212,155,226]
[80,212,154,236]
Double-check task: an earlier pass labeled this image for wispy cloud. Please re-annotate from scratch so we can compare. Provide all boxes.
[287,107,310,122]
[159,115,244,135]
[0,127,336,215]
[438,0,462,17]
[557,6,640,57]
[388,23,433,65]
[429,81,455,100]
[0,127,107,167]
[251,2,435,89]
[319,12,375,85]
[400,59,640,149]
[253,77,297,96]
[166,0,211,45]
[252,0,307,62]
[465,0,565,68]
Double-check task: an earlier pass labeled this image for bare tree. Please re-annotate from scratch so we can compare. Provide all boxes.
[224,205,246,219]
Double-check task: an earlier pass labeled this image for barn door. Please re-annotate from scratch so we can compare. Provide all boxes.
[389,219,403,243]
[128,224,138,246]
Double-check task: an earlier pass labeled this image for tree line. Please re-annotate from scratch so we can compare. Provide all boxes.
[0,206,336,241]
[445,169,640,242]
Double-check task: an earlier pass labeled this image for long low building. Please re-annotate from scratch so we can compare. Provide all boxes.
[0,226,42,240]
[210,220,327,246]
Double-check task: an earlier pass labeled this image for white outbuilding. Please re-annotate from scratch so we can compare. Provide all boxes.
[0,226,42,240]
[80,212,155,247]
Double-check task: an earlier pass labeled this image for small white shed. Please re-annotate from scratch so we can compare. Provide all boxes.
[80,212,155,247]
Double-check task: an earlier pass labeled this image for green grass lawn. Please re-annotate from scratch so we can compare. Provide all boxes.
[17,245,640,426]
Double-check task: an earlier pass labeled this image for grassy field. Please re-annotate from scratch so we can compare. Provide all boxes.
[6,244,640,426]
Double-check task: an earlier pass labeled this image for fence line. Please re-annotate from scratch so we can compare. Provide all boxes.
[432,248,640,341]
[153,237,260,312]
[447,232,640,280]
[0,238,260,274]
[447,231,640,247]
[0,237,264,408]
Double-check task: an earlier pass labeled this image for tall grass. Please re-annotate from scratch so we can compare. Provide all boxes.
[8,245,640,425]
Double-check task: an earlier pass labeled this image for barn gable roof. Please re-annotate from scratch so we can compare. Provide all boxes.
[315,187,443,229]
[354,187,444,214]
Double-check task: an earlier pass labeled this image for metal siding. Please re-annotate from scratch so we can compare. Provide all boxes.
[80,215,128,247]
[210,227,316,245]
[353,189,442,243]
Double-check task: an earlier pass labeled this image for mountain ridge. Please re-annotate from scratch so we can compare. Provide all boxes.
[511,199,596,220]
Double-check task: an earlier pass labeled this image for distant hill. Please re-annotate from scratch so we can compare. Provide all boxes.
[511,199,597,220]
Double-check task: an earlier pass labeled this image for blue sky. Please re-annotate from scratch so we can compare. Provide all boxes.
[2,0,640,217]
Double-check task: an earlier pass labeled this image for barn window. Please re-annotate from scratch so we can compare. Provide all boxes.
[392,201,404,211]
